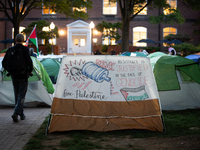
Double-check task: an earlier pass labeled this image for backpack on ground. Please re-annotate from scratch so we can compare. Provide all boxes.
[6,46,27,75]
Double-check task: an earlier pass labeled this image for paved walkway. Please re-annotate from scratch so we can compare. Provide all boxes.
[0,107,51,150]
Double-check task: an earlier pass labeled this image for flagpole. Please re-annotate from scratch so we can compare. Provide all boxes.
[24,24,39,56]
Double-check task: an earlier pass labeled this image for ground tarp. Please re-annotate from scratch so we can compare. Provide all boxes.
[48,55,164,133]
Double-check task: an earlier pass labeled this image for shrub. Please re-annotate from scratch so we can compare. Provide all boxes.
[172,43,199,56]
[101,45,108,53]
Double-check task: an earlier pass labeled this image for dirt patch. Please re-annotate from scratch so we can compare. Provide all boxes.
[42,133,200,150]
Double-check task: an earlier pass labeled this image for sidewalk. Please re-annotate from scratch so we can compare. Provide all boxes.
[0,107,51,150]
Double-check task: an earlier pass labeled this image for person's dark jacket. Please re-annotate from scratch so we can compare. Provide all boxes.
[2,44,33,79]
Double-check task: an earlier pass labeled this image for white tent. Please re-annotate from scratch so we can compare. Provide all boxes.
[48,55,164,133]
[0,57,54,107]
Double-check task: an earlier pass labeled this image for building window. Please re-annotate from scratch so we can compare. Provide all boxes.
[134,1,147,15]
[73,0,87,12]
[103,38,109,45]
[12,27,26,45]
[163,27,177,46]
[73,7,87,13]
[42,4,56,14]
[164,0,177,15]
[74,39,79,46]
[103,0,117,15]
[133,27,147,47]
[19,3,26,14]
[80,39,85,46]
[102,28,116,45]
[42,27,56,45]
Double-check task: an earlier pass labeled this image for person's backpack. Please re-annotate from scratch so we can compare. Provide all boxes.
[6,46,27,75]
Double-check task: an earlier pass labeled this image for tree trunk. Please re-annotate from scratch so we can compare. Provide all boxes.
[121,18,130,53]
[13,23,20,44]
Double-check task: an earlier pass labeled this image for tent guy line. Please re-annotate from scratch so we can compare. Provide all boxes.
[50,113,161,119]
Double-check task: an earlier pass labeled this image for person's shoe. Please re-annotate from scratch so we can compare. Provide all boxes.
[20,114,26,120]
[11,114,18,122]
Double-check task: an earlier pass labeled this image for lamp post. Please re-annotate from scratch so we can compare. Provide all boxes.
[90,21,95,55]
[50,22,55,54]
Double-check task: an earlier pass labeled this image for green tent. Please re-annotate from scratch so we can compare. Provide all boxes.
[40,58,61,84]
[148,53,200,110]
[153,55,200,91]
[147,52,167,70]
[147,52,166,59]
[0,56,54,106]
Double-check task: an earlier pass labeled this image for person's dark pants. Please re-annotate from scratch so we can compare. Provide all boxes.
[12,78,28,116]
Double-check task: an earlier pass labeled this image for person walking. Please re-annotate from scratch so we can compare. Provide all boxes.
[2,34,33,122]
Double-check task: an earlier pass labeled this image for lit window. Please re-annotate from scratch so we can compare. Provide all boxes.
[80,39,85,46]
[133,27,147,47]
[73,0,87,13]
[49,38,56,45]
[103,0,117,15]
[19,4,26,14]
[164,0,177,15]
[163,27,177,46]
[42,27,49,32]
[41,27,49,45]
[12,27,26,45]
[102,28,116,45]
[134,1,147,15]
[110,38,116,45]
[74,39,79,46]
[163,27,177,37]
[41,26,56,45]
[73,7,87,13]
[103,38,109,45]
[43,4,56,14]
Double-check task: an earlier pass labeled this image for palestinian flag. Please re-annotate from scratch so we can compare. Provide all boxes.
[25,25,39,56]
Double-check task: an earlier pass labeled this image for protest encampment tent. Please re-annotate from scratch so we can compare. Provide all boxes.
[40,58,61,84]
[185,54,200,64]
[47,55,164,133]
[0,56,54,107]
[148,53,200,110]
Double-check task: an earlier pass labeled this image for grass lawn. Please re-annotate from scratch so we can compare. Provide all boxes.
[23,109,200,150]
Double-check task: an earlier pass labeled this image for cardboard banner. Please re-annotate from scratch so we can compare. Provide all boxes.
[48,55,164,133]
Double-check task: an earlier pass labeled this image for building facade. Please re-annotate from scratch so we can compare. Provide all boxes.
[0,0,199,54]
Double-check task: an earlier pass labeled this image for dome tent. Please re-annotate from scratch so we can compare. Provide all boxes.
[148,53,200,110]
[0,56,54,107]
[40,58,61,84]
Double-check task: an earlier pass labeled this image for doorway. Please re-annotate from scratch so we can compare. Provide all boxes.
[67,20,91,54]
[72,35,87,53]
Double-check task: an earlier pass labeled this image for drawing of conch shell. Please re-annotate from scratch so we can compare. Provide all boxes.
[120,85,149,101]
[82,62,111,83]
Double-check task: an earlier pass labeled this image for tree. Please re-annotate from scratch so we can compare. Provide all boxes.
[110,0,185,53]
[95,21,122,44]
[0,0,92,43]
[22,20,59,45]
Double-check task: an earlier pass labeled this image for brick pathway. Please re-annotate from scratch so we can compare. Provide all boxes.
[0,107,50,150]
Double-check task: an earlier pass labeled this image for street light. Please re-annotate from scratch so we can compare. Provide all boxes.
[93,38,97,46]
[50,22,55,54]
[90,21,95,55]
